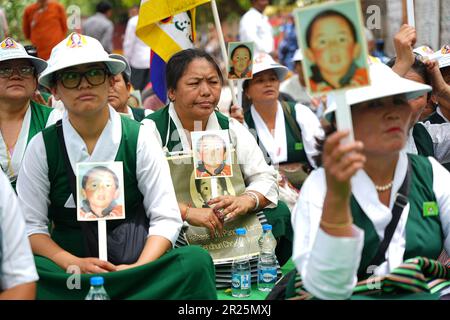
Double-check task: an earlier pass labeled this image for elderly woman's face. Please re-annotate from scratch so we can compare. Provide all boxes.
[245,69,280,105]
[352,95,412,155]
[169,58,222,121]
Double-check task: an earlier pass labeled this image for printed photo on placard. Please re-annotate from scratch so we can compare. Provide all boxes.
[294,0,370,95]
[227,41,254,80]
[76,162,125,221]
[191,130,233,179]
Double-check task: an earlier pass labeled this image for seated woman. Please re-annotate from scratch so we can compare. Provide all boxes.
[0,37,61,189]
[16,33,216,300]
[241,53,323,206]
[0,170,38,299]
[143,48,293,266]
[290,62,450,300]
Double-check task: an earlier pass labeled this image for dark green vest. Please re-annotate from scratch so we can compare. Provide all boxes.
[42,116,144,257]
[244,101,309,166]
[130,107,145,122]
[353,154,443,280]
[28,101,54,143]
[424,111,446,124]
[412,123,434,157]
[145,105,230,152]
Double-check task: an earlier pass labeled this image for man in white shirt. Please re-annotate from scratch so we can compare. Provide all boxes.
[239,0,274,56]
[123,13,151,92]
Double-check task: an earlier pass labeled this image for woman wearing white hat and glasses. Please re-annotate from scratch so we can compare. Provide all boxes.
[16,33,217,299]
[242,52,323,191]
[0,37,61,189]
[289,62,450,300]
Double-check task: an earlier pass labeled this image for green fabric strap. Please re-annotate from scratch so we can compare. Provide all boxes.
[27,101,54,144]
[42,116,143,257]
[130,107,145,122]
[412,123,434,157]
[424,111,446,124]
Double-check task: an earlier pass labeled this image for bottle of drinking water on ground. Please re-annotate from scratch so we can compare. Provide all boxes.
[231,228,251,298]
[85,276,110,300]
[257,224,277,292]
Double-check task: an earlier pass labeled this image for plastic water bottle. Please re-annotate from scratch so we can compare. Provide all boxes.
[85,276,110,300]
[231,228,251,298]
[257,224,277,292]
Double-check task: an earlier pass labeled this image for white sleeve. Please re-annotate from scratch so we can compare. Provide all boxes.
[0,172,39,290]
[295,103,324,168]
[16,133,51,237]
[422,122,450,165]
[123,18,136,62]
[136,124,182,246]
[429,157,450,255]
[291,169,364,300]
[239,14,266,53]
[45,108,63,127]
[230,119,278,206]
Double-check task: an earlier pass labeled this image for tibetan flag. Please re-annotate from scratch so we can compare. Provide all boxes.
[136,0,211,103]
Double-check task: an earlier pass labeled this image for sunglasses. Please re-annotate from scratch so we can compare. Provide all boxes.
[56,68,109,89]
[0,65,35,78]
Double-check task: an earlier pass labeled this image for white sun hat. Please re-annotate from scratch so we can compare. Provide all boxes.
[251,52,289,80]
[325,62,432,119]
[292,49,304,62]
[39,33,126,89]
[0,38,47,74]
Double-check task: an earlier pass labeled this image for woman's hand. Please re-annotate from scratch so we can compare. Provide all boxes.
[323,130,366,202]
[186,207,224,238]
[73,257,117,274]
[208,194,255,222]
[229,105,244,124]
[392,24,416,77]
[424,59,450,108]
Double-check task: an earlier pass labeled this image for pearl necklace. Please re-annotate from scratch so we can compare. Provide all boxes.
[375,181,393,192]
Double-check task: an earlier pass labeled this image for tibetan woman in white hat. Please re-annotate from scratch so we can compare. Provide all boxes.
[288,62,450,300]
[242,52,323,191]
[0,37,61,189]
[16,33,217,299]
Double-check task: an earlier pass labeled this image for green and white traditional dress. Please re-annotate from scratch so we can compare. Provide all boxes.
[0,101,61,189]
[16,106,217,300]
[292,151,450,299]
[143,103,293,265]
[406,121,450,171]
[122,105,153,122]
[424,106,449,124]
[244,101,322,167]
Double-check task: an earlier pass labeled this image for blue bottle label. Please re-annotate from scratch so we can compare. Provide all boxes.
[231,274,241,289]
[232,273,250,289]
[258,267,277,283]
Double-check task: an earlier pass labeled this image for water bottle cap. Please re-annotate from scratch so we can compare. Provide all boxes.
[235,228,246,235]
[262,224,272,231]
[90,276,104,286]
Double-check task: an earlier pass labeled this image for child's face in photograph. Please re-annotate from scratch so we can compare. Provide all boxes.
[306,15,360,77]
[232,47,251,74]
[83,171,119,213]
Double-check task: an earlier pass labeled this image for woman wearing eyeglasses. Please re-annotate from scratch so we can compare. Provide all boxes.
[0,37,61,189]
[16,33,217,300]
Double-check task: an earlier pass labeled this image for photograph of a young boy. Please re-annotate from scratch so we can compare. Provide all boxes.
[228,42,254,80]
[296,0,369,94]
[78,165,124,220]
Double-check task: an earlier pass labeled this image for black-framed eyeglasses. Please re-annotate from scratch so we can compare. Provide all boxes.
[0,65,35,78]
[56,68,109,89]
